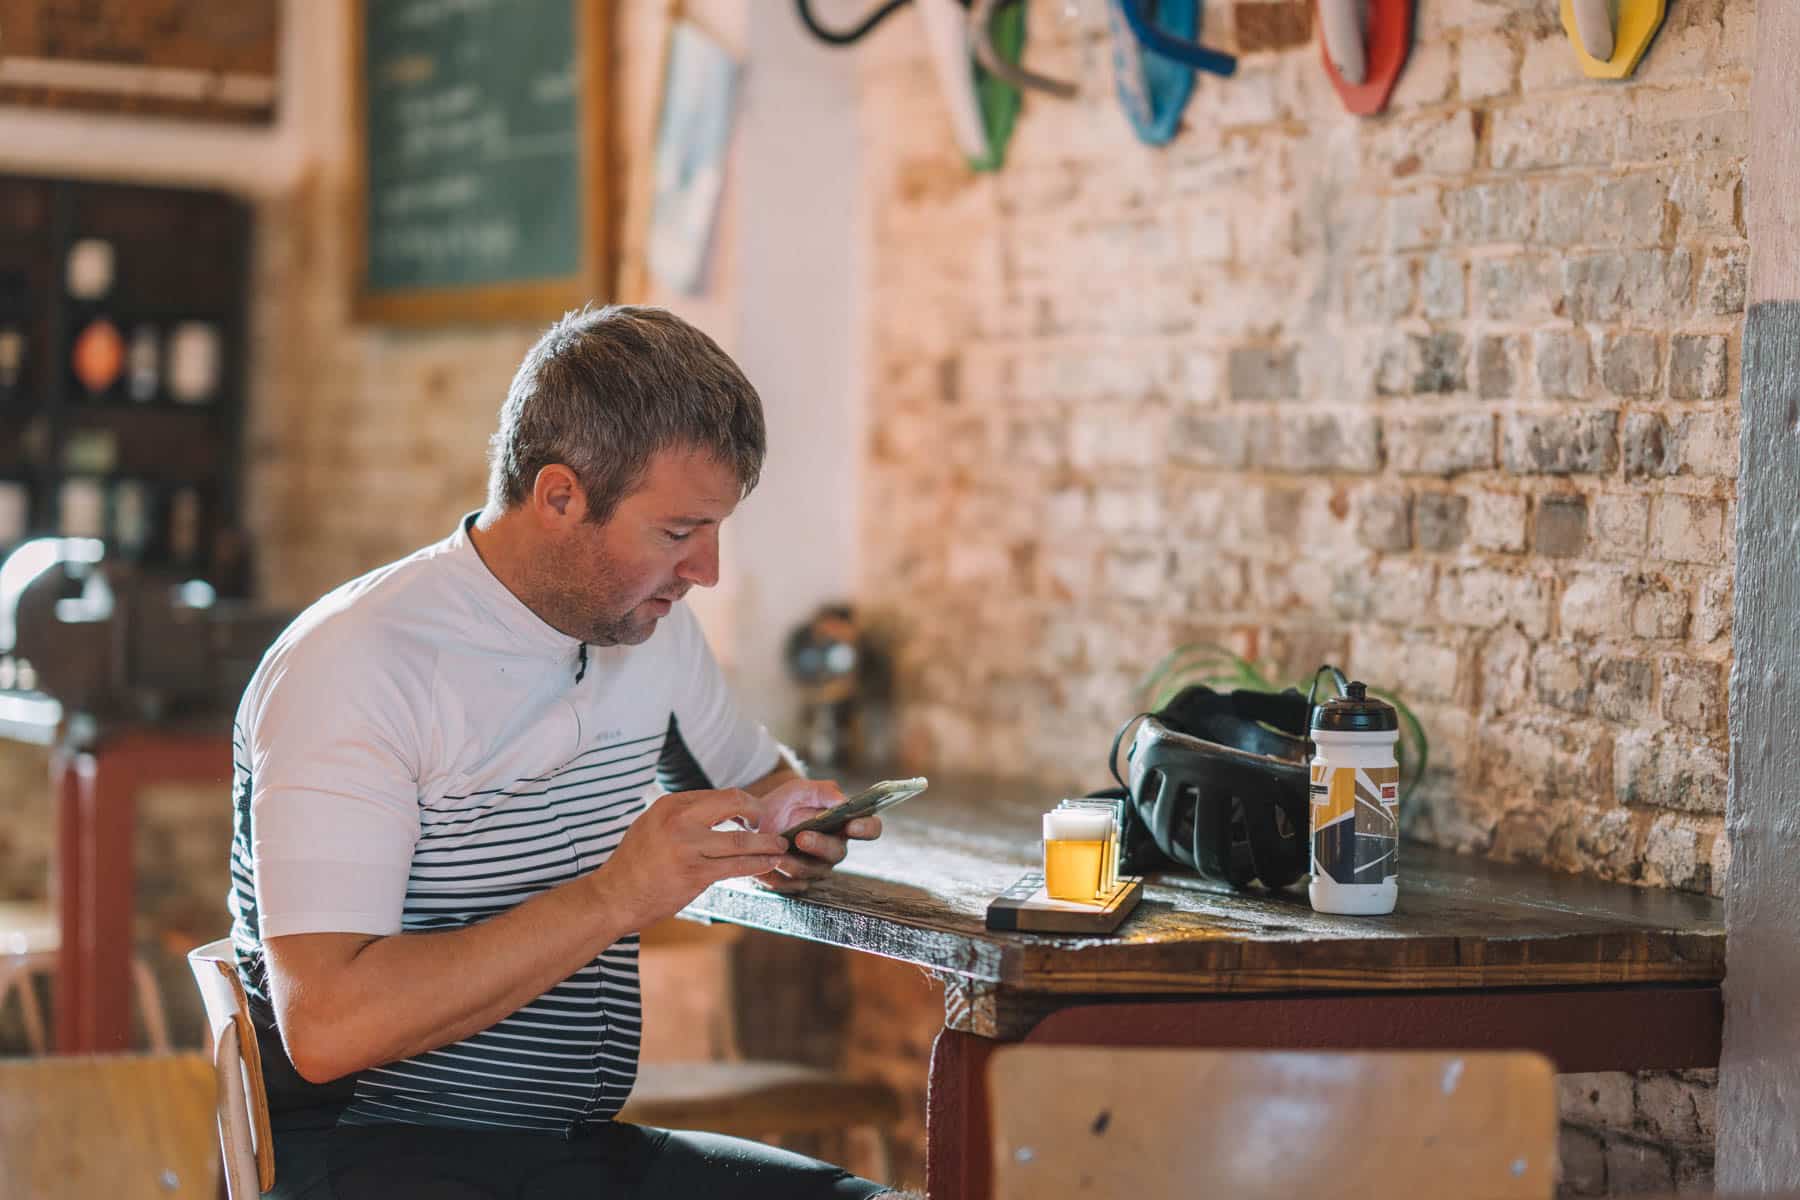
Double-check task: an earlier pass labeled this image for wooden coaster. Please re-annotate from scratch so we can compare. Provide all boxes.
[985,873,1144,934]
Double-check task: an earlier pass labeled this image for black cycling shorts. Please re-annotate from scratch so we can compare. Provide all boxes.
[266,1119,891,1199]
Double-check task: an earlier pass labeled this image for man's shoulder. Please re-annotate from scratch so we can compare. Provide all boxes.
[300,544,455,640]
[250,539,462,696]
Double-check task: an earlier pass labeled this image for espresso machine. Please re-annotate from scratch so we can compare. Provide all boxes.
[0,536,291,726]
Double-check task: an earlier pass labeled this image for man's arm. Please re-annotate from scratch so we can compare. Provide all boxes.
[742,757,804,798]
[265,788,788,1084]
[663,612,877,894]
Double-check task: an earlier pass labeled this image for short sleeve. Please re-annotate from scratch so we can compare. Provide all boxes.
[244,632,423,939]
[663,607,780,790]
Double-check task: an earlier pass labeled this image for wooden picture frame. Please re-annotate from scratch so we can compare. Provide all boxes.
[349,0,613,326]
[0,2,281,126]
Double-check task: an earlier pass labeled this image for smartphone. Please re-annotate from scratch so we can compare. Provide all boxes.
[779,776,929,841]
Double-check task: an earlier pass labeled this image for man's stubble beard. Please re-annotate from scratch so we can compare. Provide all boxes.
[531,533,647,647]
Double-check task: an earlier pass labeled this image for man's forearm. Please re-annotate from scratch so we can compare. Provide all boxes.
[270,867,634,1084]
[742,745,807,798]
[744,765,802,798]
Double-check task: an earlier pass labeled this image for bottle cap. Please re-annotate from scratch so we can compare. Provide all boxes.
[1311,680,1399,733]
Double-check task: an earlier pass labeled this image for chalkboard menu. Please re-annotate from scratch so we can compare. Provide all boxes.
[352,0,612,324]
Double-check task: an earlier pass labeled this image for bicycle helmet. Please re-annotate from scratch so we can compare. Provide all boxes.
[1101,681,1322,891]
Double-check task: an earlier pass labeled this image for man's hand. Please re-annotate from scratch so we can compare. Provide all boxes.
[593,788,792,930]
[743,777,883,896]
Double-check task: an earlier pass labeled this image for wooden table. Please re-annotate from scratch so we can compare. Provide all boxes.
[48,717,233,1053]
[684,774,1726,1200]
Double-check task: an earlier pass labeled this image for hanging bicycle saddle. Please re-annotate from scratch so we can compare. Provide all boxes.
[1105,0,1199,146]
[1106,683,1314,890]
[1318,0,1415,115]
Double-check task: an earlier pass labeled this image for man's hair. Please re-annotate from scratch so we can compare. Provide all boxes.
[486,305,766,522]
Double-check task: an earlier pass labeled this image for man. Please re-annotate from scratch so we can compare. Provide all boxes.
[228,305,900,1198]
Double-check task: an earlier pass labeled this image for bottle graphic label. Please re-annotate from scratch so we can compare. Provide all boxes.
[1310,763,1400,885]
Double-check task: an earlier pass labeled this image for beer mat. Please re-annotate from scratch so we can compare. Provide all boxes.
[984,873,1143,934]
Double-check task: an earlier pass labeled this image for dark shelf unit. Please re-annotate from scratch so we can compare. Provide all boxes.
[0,174,252,595]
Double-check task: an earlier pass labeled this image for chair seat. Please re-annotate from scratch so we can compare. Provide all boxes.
[621,1060,902,1138]
[0,900,59,957]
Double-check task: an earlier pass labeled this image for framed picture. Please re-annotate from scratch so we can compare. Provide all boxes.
[351,0,613,325]
[0,2,279,125]
[647,21,741,296]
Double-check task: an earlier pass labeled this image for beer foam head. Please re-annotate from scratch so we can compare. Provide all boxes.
[1043,810,1113,842]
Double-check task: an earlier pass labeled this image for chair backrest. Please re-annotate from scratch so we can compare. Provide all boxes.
[638,917,744,1062]
[0,1053,219,1197]
[186,937,275,1198]
[988,1047,1557,1200]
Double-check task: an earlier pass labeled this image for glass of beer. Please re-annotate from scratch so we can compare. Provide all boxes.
[1043,809,1115,903]
[1056,796,1123,895]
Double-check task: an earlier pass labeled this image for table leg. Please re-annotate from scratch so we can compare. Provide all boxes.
[49,732,232,1053]
[87,744,139,1052]
[51,748,96,1053]
[926,1027,1000,1200]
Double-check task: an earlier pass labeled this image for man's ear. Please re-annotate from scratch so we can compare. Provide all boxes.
[530,465,589,526]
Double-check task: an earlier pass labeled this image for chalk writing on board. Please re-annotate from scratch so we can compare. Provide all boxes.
[362,0,582,293]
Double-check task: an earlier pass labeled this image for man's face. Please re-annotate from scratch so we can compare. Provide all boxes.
[543,448,740,646]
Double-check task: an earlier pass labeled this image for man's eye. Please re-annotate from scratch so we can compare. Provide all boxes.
[664,529,692,543]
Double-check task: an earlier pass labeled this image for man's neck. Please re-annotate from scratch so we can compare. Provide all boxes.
[466,506,544,621]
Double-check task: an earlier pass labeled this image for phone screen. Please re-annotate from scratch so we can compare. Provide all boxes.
[779,776,929,840]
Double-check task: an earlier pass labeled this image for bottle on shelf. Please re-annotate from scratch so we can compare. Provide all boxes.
[71,317,125,401]
[166,483,204,570]
[127,325,160,403]
[58,476,106,539]
[0,325,24,406]
[168,321,221,405]
[0,480,27,546]
[64,238,114,301]
[111,478,152,557]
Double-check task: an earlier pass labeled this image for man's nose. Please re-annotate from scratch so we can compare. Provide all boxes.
[676,528,720,588]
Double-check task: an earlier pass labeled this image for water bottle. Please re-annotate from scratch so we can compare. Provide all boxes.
[1308,680,1401,915]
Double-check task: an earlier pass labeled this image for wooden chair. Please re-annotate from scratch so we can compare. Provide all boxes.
[988,1047,1557,1200]
[623,1058,902,1172]
[0,899,173,1054]
[618,917,902,1182]
[185,938,275,1200]
[0,1052,219,1197]
[185,929,901,1192]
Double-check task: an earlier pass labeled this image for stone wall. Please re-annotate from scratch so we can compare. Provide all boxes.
[855,0,1747,1192]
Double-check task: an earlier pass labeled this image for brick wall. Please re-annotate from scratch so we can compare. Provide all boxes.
[855,0,1747,1192]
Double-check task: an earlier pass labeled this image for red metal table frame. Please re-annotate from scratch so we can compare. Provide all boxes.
[924,983,1723,1200]
[50,728,233,1053]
